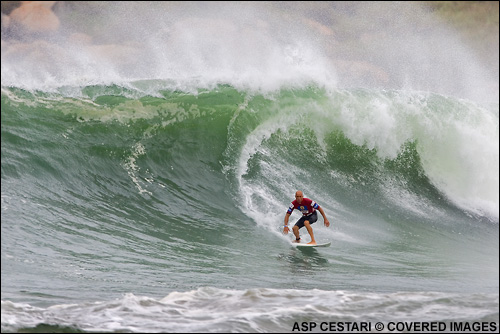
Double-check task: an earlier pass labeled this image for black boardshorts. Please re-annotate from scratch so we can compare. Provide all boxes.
[294,211,318,229]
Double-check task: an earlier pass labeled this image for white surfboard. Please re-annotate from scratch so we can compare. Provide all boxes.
[294,241,331,248]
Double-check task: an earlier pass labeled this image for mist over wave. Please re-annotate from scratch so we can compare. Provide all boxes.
[1,2,498,103]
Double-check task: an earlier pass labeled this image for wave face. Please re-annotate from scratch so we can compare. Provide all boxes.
[1,83,498,332]
[1,2,498,332]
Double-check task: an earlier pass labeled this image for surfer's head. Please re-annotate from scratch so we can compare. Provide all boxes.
[295,190,304,204]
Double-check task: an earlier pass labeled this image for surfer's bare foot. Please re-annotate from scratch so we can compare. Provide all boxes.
[307,241,317,245]
[292,238,301,243]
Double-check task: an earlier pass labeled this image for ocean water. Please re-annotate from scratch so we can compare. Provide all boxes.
[1,2,498,333]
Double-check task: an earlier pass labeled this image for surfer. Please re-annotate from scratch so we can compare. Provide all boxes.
[283,190,330,245]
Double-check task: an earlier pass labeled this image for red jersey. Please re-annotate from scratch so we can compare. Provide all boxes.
[287,198,319,216]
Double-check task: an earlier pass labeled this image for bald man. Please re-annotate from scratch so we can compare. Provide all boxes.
[283,190,330,245]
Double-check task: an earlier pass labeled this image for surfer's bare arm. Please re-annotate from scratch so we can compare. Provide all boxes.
[283,213,291,234]
[318,206,330,227]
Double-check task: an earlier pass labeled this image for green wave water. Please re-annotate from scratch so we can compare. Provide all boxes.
[1,82,498,332]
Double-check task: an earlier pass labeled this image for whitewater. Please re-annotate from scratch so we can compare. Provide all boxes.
[1,2,498,333]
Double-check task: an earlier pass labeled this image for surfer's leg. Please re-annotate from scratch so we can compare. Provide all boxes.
[304,220,316,245]
[292,218,305,242]
[292,225,301,242]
